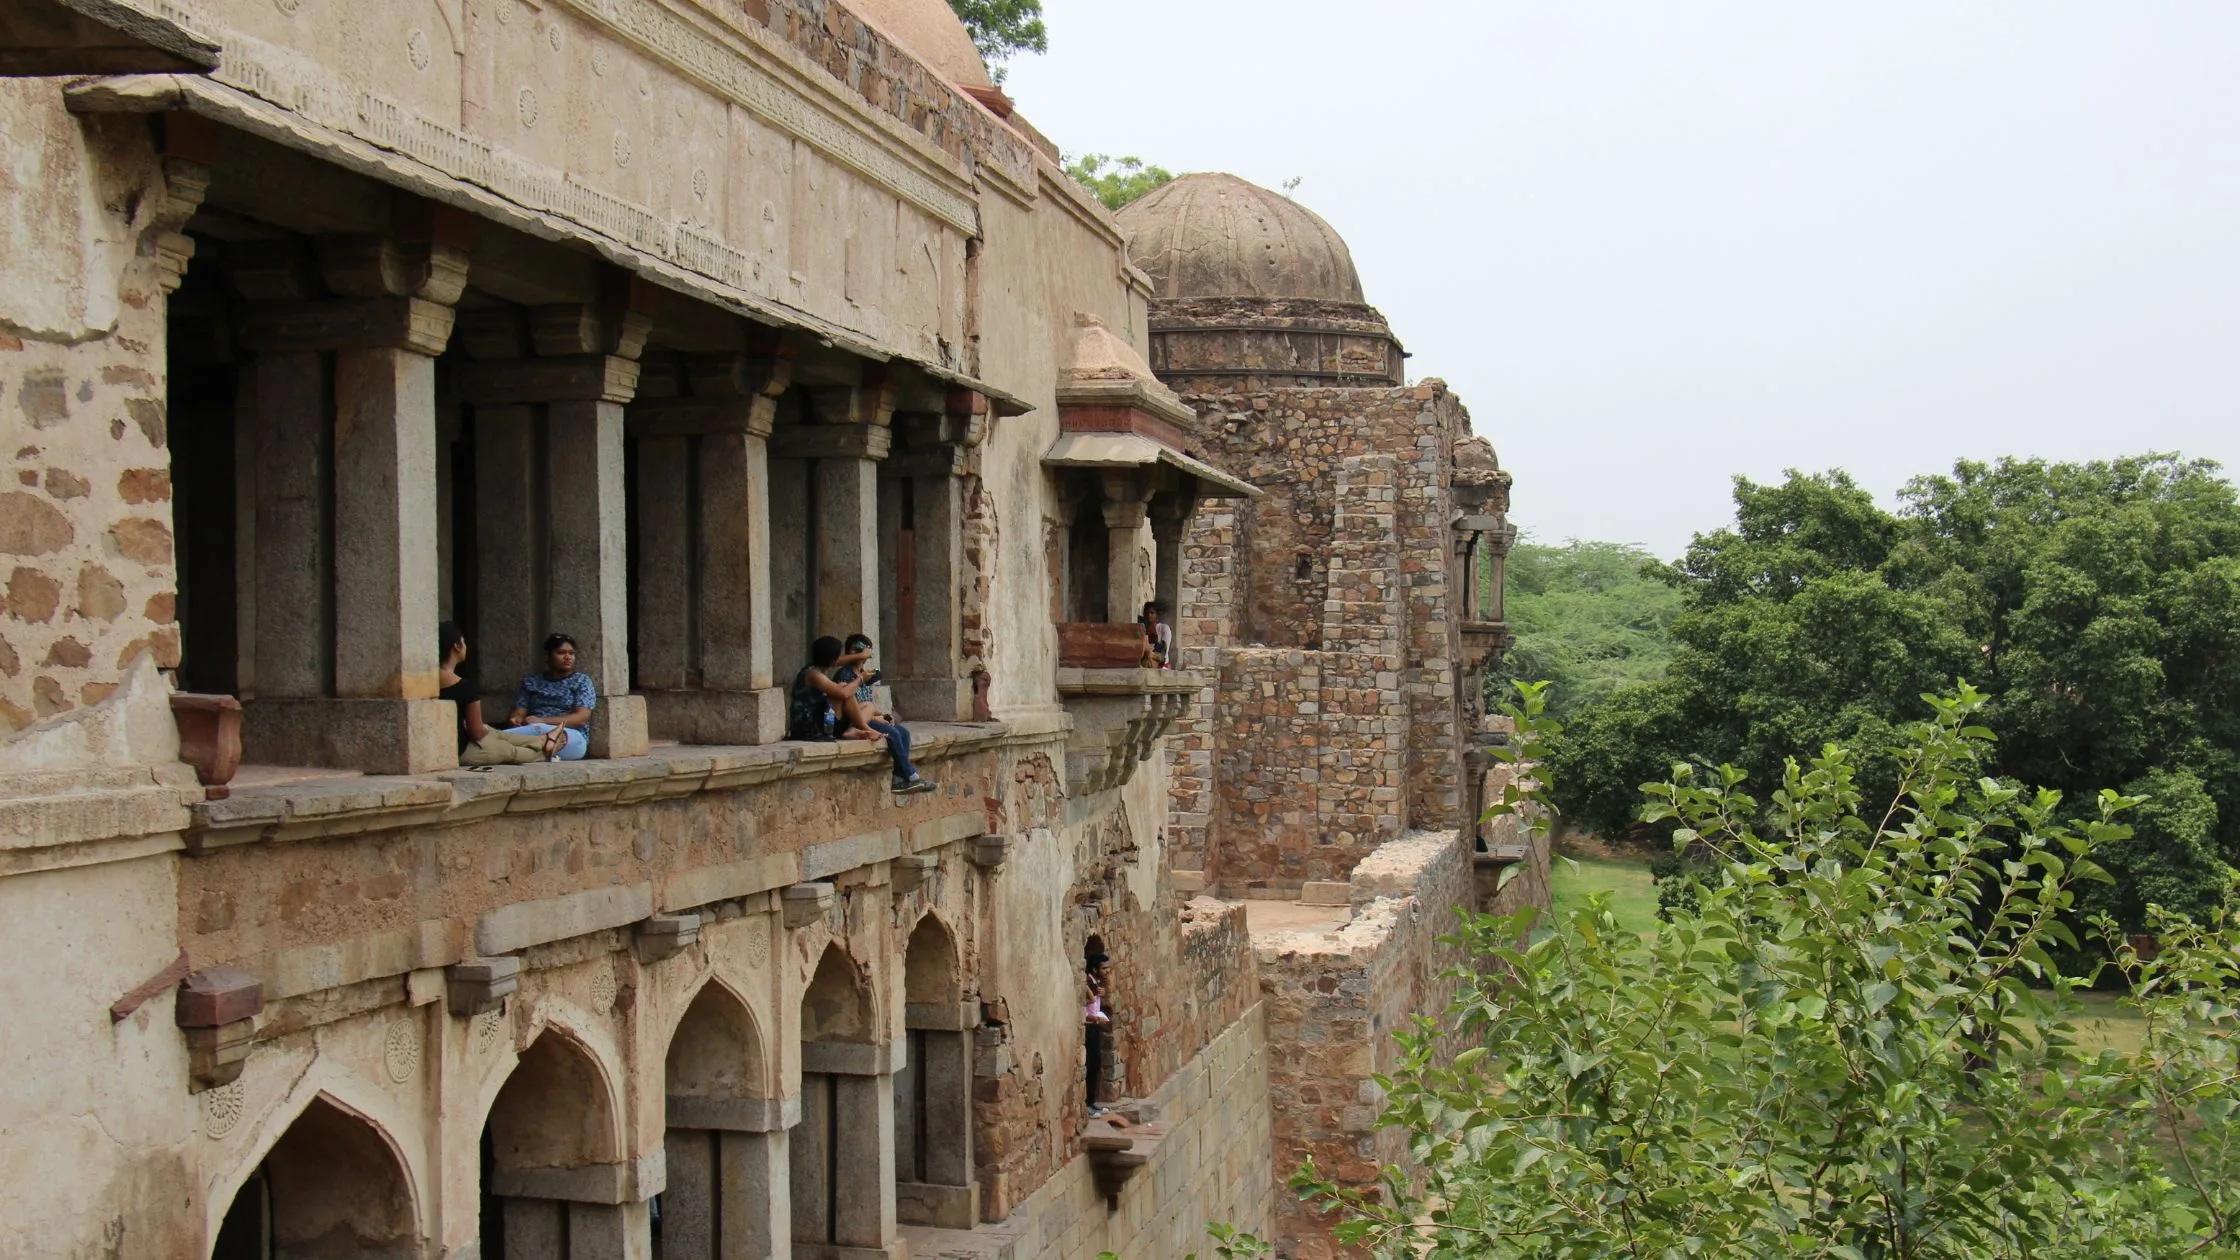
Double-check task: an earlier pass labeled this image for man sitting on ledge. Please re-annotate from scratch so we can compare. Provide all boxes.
[504,632,595,761]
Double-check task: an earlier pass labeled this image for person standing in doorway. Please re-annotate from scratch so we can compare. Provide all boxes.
[1084,950,1112,1116]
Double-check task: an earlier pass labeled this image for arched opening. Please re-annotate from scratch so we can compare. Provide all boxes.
[210,1095,417,1259]
[658,982,785,1259]
[791,944,898,1252]
[478,1028,642,1260]
[896,915,978,1227]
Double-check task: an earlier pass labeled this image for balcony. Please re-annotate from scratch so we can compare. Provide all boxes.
[1053,625,1200,796]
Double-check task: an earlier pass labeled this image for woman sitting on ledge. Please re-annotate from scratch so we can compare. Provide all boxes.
[439,621,565,765]
[504,632,595,762]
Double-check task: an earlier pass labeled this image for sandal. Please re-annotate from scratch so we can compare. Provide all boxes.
[541,729,567,761]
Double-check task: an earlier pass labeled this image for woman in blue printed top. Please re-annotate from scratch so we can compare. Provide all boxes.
[504,632,596,761]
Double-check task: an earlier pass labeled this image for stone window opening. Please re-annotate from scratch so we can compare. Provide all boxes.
[793,943,902,1255]
[211,1094,420,1260]
[660,980,785,1259]
[480,1027,642,1258]
[896,913,977,1227]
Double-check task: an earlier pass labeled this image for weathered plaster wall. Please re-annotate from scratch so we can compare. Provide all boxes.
[0,87,181,736]
[0,853,197,1260]
[970,164,1149,720]
[912,1002,1273,1260]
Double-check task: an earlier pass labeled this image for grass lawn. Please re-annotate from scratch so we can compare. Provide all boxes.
[1548,851,1661,945]
[1545,848,2153,1059]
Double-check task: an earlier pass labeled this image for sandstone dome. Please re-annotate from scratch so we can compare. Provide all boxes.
[1117,172,1366,303]
[850,0,992,89]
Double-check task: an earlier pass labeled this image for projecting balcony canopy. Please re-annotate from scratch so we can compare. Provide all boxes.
[1041,430,1259,501]
[0,0,218,75]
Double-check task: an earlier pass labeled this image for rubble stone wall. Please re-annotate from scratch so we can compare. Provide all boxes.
[1174,384,1469,892]
[1255,829,1473,1259]
[0,88,180,737]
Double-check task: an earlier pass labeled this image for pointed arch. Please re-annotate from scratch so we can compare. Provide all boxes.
[210,1094,419,1259]
[485,1025,623,1172]
[801,942,872,1044]
[665,976,771,1102]
[903,912,961,1009]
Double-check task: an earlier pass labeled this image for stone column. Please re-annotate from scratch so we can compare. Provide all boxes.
[628,352,791,743]
[774,403,891,653]
[545,394,645,757]
[793,1041,903,1257]
[663,1094,796,1260]
[1101,474,1154,630]
[454,319,651,758]
[894,1012,978,1228]
[232,233,462,772]
[471,404,543,705]
[884,404,981,721]
[631,435,694,692]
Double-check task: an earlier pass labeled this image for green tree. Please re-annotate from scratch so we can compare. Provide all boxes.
[1223,685,2240,1257]
[1547,456,2240,927]
[1063,153,1175,211]
[946,0,1045,78]
[1489,539,1684,723]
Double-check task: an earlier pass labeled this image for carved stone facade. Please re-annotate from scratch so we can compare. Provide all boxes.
[1,8,1536,1260]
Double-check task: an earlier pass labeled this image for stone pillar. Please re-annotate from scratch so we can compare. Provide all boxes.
[1102,480,1153,631]
[454,316,651,758]
[628,352,791,743]
[884,406,980,721]
[632,435,693,692]
[241,351,330,700]
[472,404,543,705]
[895,1019,977,1228]
[231,233,462,772]
[818,455,880,641]
[545,395,645,757]
[793,1043,904,1258]
[773,412,891,654]
[664,1092,796,1258]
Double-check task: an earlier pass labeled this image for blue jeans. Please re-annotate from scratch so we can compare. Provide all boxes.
[507,723,587,761]
[868,719,917,781]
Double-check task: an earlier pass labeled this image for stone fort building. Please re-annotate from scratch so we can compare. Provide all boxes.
[0,2,1537,1257]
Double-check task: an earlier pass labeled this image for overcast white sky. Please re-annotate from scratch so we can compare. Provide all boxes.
[1001,2,2240,559]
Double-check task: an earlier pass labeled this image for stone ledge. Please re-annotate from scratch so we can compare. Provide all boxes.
[181,721,1022,848]
[1053,667,1206,697]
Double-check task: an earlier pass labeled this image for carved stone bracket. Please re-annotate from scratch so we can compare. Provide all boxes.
[781,881,835,929]
[635,913,702,964]
[177,966,263,1092]
[1055,669,1200,795]
[446,956,519,1018]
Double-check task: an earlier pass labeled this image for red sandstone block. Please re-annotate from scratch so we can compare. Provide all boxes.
[176,966,263,1027]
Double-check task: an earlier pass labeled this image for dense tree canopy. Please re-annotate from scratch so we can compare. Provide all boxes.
[1062,153,1175,211]
[946,0,1045,77]
[1489,539,1684,722]
[1548,455,2240,929]
[1208,688,2240,1258]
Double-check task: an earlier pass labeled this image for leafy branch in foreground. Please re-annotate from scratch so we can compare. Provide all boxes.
[1231,681,2240,1258]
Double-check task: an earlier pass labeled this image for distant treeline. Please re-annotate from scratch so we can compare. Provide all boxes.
[1514,455,2240,932]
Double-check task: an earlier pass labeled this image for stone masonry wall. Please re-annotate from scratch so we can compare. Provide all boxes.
[0,90,182,737]
[1174,383,1469,892]
[1255,829,1473,1260]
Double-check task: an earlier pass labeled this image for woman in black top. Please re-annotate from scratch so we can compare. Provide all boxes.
[440,622,564,766]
